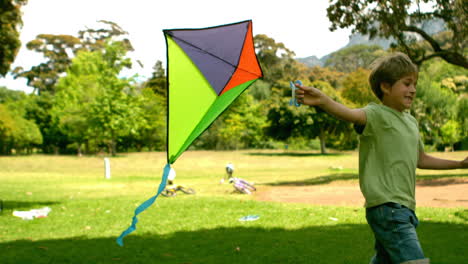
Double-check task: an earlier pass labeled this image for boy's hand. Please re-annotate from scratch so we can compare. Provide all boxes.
[295,84,326,106]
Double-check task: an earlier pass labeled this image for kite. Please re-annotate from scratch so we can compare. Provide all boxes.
[117,20,263,246]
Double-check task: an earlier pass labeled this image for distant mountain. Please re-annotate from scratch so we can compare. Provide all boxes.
[297,19,446,67]
[296,55,324,67]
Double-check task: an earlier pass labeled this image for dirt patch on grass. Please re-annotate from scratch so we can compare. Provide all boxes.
[254,178,468,208]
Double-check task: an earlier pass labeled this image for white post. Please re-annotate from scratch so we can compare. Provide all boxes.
[104,158,111,179]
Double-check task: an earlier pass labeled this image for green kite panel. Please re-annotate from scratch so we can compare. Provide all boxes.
[167,36,217,163]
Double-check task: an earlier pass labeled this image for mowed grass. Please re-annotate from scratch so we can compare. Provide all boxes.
[0,150,467,264]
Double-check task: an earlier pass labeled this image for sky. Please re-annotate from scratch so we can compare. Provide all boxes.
[0,0,352,93]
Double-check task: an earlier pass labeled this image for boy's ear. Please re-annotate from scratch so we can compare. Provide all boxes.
[381,82,391,95]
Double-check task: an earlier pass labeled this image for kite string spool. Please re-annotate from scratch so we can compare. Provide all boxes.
[289,80,302,107]
[116,163,171,246]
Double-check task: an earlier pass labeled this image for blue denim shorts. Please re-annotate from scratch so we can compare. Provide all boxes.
[366,203,430,264]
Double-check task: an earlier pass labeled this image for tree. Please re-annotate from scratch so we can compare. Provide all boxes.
[13,20,132,94]
[306,66,345,89]
[0,94,42,155]
[266,81,353,154]
[340,68,379,107]
[53,41,144,156]
[411,75,457,148]
[144,60,167,98]
[454,96,468,149]
[410,58,466,149]
[440,120,461,151]
[248,79,272,102]
[0,0,27,76]
[129,88,166,151]
[13,34,82,94]
[217,93,267,150]
[327,0,468,68]
[193,92,267,150]
[0,85,26,103]
[254,34,300,85]
[25,91,68,154]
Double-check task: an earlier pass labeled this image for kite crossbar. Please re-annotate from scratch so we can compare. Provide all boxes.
[116,163,171,246]
[289,80,302,107]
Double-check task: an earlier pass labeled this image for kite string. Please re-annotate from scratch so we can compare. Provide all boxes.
[116,163,171,246]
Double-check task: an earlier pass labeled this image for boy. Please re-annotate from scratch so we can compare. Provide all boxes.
[295,52,467,264]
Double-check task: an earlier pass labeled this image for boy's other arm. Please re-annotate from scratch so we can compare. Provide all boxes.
[295,84,366,125]
[418,151,468,169]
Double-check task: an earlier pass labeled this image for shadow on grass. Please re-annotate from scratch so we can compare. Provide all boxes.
[454,210,468,221]
[0,200,59,212]
[1,221,467,264]
[264,172,468,187]
[246,152,345,157]
[416,173,468,187]
[265,173,359,186]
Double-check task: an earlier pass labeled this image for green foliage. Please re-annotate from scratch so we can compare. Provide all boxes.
[440,120,461,150]
[454,96,468,139]
[248,79,271,102]
[53,41,144,156]
[266,81,355,153]
[327,0,468,68]
[440,75,467,94]
[411,58,466,149]
[0,103,42,154]
[0,0,27,76]
[128,88,166,151]
[306,66,345,89]
[419,58,468,94]
[340,68,378,107]
[0,87,43,154]
[254,34,300,85]
[0,104,16,153]
[13,20,132,94]
[194,92,268,150]
[144,60,167,98]
[0,86,26,104]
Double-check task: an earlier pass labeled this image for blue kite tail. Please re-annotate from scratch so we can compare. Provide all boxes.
[289,80,302,107]
[116,163,171,246]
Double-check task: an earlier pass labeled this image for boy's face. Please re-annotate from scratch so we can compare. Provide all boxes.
[382,73,418,112]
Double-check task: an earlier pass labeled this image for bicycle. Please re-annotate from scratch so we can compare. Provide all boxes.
[229,177,256,194]
[161,185,196,197]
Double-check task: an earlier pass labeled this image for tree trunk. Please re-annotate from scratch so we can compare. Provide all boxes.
[319,127,327,154]
[77,144,83,157]
[108,139,117,156]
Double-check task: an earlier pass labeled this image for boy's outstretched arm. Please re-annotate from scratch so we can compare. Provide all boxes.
[418,151,468,169]
[295,84,366,125]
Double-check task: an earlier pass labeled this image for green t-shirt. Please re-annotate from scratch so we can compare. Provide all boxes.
[355,103,423,210]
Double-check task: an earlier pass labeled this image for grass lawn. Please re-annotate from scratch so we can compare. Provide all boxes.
[0,150,467,263]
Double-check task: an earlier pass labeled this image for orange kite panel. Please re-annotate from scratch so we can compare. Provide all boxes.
[220,22,263,95]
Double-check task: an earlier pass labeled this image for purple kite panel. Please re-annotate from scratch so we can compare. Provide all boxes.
[166,21,249,95]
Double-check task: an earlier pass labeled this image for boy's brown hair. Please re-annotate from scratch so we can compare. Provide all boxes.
[369,52,418,101]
